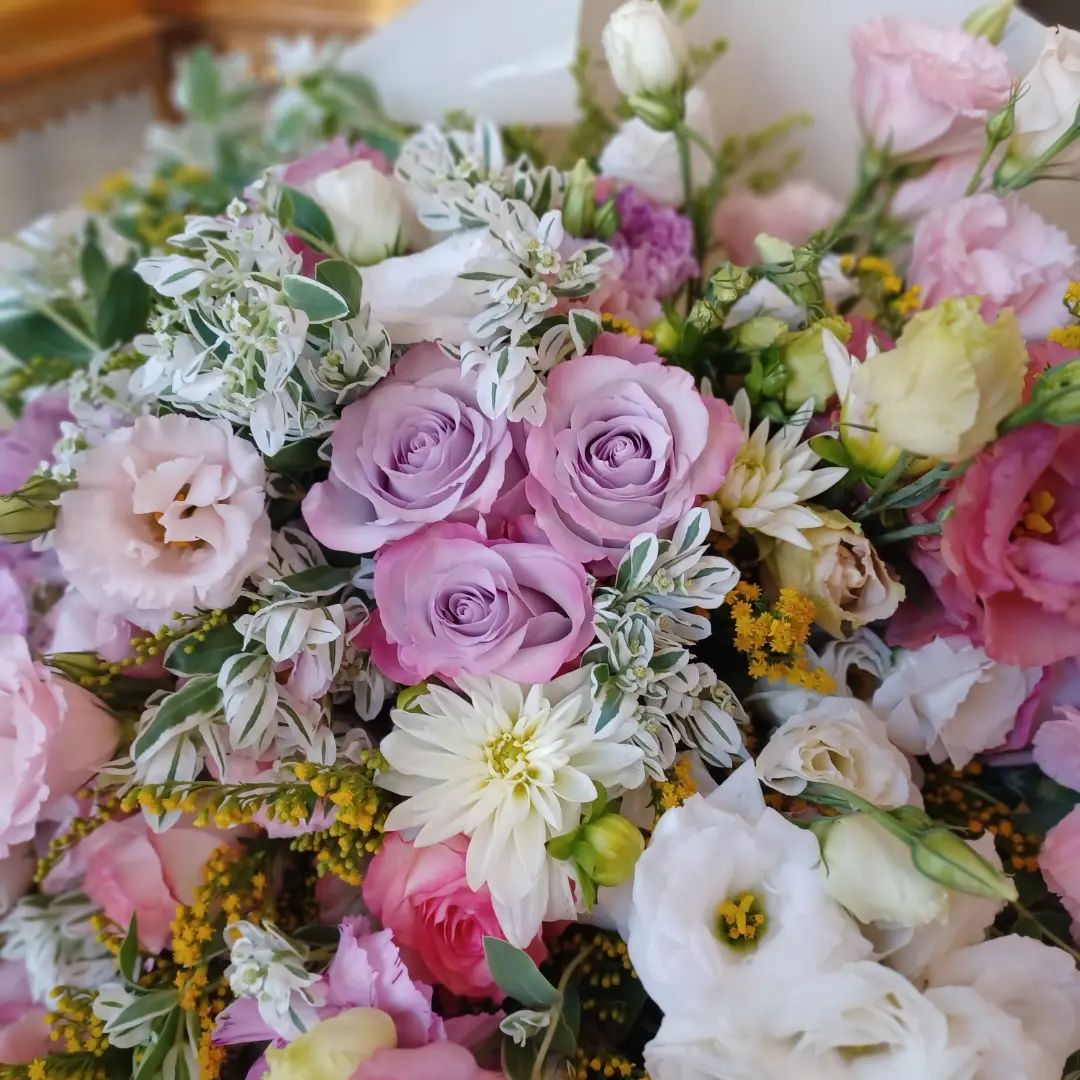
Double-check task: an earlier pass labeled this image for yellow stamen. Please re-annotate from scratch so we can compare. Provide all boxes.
[716,892,767,944]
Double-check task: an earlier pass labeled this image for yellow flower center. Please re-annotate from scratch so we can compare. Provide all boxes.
[484,730,534,782]
[1013,488,1056,541]
[147,483,204,549]
[715,891,767,948]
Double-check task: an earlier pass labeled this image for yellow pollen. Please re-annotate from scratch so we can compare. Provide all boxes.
[1015,489,1057,539]
[716,892,766,944]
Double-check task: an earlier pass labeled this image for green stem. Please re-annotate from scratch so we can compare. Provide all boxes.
[965,137,997,197]
[674,124,705,303]
[31,299,99,354]
[1011,899,1080,963]
[529,944,594,1080]
[995,122,1080,193]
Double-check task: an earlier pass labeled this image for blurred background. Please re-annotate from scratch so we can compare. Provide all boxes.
[0,0,1074,234]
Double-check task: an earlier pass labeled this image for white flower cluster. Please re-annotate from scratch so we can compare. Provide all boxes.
[586,508,746,778]
[133,201,390,454]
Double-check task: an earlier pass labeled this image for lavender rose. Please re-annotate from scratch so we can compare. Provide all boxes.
[524,354,742,568]
[368,521,592,685]
[303,343,512,552]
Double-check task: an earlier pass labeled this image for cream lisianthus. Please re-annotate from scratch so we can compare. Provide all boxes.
[378,672,644,947]
[602,0,688,99]
[850,297,1026,462]
[756,697,918,807]
[709,390,847,548]
[305,160,405,266]
[265,1008,397,1080]
[1012,25,1080,167]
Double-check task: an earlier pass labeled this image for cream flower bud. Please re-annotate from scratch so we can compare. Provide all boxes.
[266,1008,397,1080]
[602,0,688,98]
[818,814,949,927]
[850,297,1027,463]
[579,813,645,887]
[1012,25,1080,166]
[779,318,846,411]
[764,509,904,639]
[911,827,1018,902]
[307,160,405,266]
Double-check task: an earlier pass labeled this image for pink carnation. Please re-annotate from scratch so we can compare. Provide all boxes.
[0,634,117,859]
[713,182,840,266]
[909,194,1078,340]
[524,353,741,568]
[1034,706,1080,792]
[363,833,547,1002]
[370,522,592,685]
[303,343,512,553]
[850,17,1011,159]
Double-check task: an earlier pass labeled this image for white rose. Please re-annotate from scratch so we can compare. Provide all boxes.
[602,0,687,98]
[872,637,1041,768]
[1013,26,1080,166]
[757,697,917,808]
[306,160,405,266]
[599,88,713,206]
[819,814,949,928]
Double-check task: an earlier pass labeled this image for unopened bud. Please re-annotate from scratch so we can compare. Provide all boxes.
[0,474,64,542]
[1031,358,1080,426]
[986,98,1016,144]
[626,92,682,133]
[562,159,597,238]
[911,827,1018,901]
[962,0,1014,44]
[577,813,645,887]
[594,197,620,241]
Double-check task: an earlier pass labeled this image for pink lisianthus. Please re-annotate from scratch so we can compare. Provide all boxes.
[370,522,592,685]
[591,331,662,366]
[303,343,512,554]
[53,414,271,621]
[524,353,741,569]
[712,182,840,266]
[1041,806,1080,940]
[909,195,1078,340]
[363,834,547,1002]
[0,634,117,859]
[937,422,1080,667]
[355,1044,504,1080]
[52,815,236,953]
[0,961,50,1065]
[0,391,70,494]
[850,17,1011,159]
[1034,706,1080,791]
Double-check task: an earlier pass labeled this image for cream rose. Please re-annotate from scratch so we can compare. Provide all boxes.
[306,160,405,266]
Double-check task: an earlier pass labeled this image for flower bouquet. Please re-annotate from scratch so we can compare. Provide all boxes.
[1,1,1080,1077]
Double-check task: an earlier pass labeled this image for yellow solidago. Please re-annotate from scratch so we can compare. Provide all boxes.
[652,756,697,818]
[601,311,655,343]
[726,582,835,691]
[45,989,107,1057]
[1049,282,1080,348]
[35,794,121,884]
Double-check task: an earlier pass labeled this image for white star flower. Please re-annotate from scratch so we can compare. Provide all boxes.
[379,671,645,946]
[709,389,847,548]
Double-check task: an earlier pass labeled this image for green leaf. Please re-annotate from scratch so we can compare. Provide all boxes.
[96,266,152,347]
[282,275,350,324]
[315,260,363,317]
[808,433,853,469]
[164,623,244,676]
[483,937,560,1008]
[119,914,140,982]
[133,1006,181,1080]
[278,565,356,597]
[131,676,222,761]
[615,534,658,594]
[108,989,179,1040]
[501,1036,538,1080]
[546,828,581,862]
[278,186,335,247]
[183,47,223,125]
[266,437,325,477]
[80,227,110,302]
[0,307,94,364]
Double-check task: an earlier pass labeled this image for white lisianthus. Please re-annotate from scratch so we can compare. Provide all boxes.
[819,814,949,928]
[872,637,1042,768]
[1012,25,1080,166]
[756,697,918,807]
[306,160,405,266]
[379,671,644,946]
[626,763,868,1015]
[602,0,688,98]
[265,1008,397,1080]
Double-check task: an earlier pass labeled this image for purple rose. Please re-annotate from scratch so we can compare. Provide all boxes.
[525,354,743,569]
[303,343,512,553]
[369,521,592,684]
[0,392,70,493]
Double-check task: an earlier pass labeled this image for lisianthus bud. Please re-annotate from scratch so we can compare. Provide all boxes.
[578,813,645,887]
[562,159,597,237]
[626,93,683,133]
[911,827,1019,901]
[594,196,621,240]
[603,0,688,99]
[962,0,1015,44]
[985,97,1016,143]
[0,474,64,542]
[265,1008,397,1080]
[779,318,848,411]
[306,160,405,266]
[817,814,949,927]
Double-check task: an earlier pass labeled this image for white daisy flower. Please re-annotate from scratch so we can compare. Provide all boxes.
[379,671,645,946]
[709,389,847,548]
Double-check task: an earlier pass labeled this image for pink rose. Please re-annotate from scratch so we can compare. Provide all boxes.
[370,522,592,684]
[0,961,50,1065]
[524,354,741,568]
[68,816,234,953]
[1041,805,1080,940]
[363,834,547,1001]
[909,194,1078,340]
[303,343,512,553]
[850,17,1011,159]
[355,1044,504,1080]
[939,422,1080,667]
[1034,706,1080,792]
[0,635,117,858]
[712,182,840,266]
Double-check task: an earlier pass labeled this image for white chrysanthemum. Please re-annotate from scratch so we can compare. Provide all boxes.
[709,389,846,548]
[379,671,645,946]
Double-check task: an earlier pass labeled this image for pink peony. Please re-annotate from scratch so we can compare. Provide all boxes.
[54,414,270,620]
[0,391,70,494]
[1041,806,1080,939]
[0,961,50,1065]
[939,422,1080,667]
[0,634,117,858]
[909,194,1078,340]
[355,1044,504,1080]
[370,522,592,685]
[524,353,741,568]
[1033,706,1080,791]
[850,17,1011,159]
[303,343,512,553]
[712,182,840,266]
[64,815,234,953]
[363,834,547,1001]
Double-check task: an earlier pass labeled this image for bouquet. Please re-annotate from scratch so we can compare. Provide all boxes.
[1,1,1080,1077]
